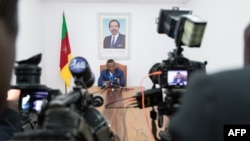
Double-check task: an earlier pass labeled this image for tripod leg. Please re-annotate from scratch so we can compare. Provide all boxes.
[159,128,172,141]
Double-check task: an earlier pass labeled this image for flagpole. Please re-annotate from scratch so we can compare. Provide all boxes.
[64,82,67,94]
[60,12,72,91]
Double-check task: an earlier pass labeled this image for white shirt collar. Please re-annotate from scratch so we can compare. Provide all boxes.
[112,33,119,39]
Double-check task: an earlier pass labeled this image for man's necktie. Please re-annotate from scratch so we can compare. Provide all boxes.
[109,73,114,83]
[111,36,115,48]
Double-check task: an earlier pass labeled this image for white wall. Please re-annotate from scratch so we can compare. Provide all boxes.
[41,1,185,92]
[14,0,44,85]
[17,0,43,60]
[15,0,250,93]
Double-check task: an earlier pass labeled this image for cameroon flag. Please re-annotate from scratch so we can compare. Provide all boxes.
[60,13,72,87]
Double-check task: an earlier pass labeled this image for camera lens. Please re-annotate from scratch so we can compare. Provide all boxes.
[14,64,41,85]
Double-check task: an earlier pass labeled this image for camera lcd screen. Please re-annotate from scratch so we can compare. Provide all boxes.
[19,90,49,113]
[167,70,188,87]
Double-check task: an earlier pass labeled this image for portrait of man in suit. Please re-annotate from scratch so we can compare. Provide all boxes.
[99,14,130,59]
[103,19,126,49]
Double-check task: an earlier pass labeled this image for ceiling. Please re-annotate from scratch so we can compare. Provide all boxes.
[42,0,189,3]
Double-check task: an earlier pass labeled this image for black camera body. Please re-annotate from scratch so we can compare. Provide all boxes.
[158,55,206,89]
[10,56,114,141]
[12,54,61,114]
[148,7,207,141]
[17,85,60,113]
[150,48,207,90]
[148,50,207,141]
[158,57,190,89]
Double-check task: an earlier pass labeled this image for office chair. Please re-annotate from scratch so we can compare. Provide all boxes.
[100,63,127,86]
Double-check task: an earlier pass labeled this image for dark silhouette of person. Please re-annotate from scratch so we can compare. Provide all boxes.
[103,19,125,49]
[0,0,22,140]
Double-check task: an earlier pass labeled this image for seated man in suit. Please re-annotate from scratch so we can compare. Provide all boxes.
[171,71,187,86]
[98,59,126,88]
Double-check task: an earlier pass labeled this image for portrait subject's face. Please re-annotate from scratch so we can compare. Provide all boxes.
[107,62,116,73]
[109,21,119,35]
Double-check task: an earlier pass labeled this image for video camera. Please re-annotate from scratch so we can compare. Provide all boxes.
[11,53,60,114]
[10,56,114,141]
[9,53,61,130]
[150,7,207,89]
[137,6,207,112]
[136,7,207,141]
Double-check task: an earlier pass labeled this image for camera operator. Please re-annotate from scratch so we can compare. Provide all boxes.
[168,22,250,141]
[0,0,22,140]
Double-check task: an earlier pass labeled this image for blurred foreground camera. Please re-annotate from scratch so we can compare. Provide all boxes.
[10,56,114,141]
[12,53,60,114]
[11,54,61,131]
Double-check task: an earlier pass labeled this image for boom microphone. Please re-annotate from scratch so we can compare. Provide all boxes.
[69,57,95,88]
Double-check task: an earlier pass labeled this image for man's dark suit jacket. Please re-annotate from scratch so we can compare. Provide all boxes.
[172,78,187,84]
[169,66,250,141]
[103,33,125,49]
[98,68,125,87]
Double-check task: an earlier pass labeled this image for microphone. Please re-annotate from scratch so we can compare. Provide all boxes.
[101,82,111,89]
[69,57,95,88]
[92,94,104,107]
[115,77,120,84]
[101,83,107,89]
[108,75,121,89]
[109,74,114,85]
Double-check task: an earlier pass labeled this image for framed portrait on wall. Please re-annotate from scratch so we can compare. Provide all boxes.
[98,13,130,60]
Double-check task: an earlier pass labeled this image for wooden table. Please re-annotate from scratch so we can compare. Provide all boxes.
[88,86,168,141]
